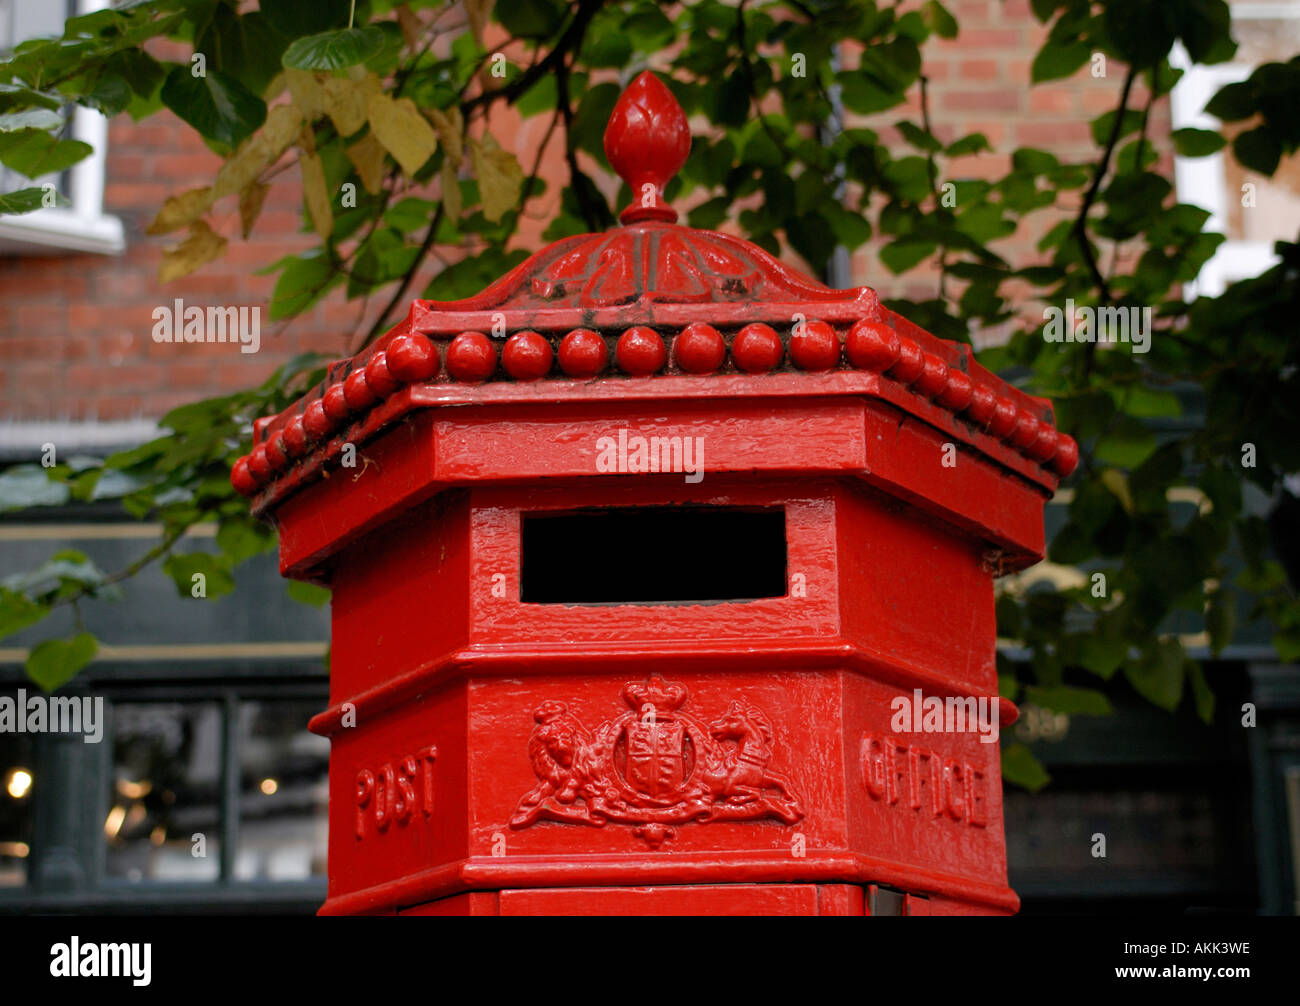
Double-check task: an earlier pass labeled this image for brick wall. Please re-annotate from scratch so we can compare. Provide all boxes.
[0,1,1173,423]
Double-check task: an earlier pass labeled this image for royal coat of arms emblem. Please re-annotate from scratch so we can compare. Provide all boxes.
[510,676,804,847]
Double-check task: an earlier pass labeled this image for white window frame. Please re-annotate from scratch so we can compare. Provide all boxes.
[0,0,124,255]
[1169,3,1299,298]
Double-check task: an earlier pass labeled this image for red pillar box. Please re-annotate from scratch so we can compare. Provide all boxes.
[233,72,1076,917]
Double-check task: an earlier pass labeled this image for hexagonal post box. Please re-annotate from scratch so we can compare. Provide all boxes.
[233,72,1077,916]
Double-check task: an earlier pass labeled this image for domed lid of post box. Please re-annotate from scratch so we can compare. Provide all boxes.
[233,71,1077,509]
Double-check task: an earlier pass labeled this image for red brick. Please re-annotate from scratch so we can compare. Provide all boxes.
[941,88,1023,112]
[1030,88,1077,115]
[1014,120,1094,145]
[960,59,1000,81]
[948,28,1021,47]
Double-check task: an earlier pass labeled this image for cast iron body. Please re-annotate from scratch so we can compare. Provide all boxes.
[233,72,1075,916]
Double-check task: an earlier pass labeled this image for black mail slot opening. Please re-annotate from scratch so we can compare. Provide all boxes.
[520,506,787,604]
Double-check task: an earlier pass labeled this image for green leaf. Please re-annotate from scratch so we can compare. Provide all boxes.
[496,0,566,38]
[81,73,133,117]
[1124,639,1186,711]
[1024,685,1113,715]
[26,633,97,692]
[1001,742,1050,791]
[260,0,351,36]
[1078,635,1128,678]
[1171,127,1227,157]
[896,120,942,152]
[823,204,872,249]
[582,21,632,67]
[570,83,620,160]
[945,132,990,158]
[216,518,275,563]
[287,580,331,607]
[162,552,235,600]
[624,8,676,51]
[923,0,958,39]
[270,252,341,320]
[1187,661,1215,723]
[0,108,64,132]
[838,70,903,115]
[1233,126,1282,176]
[0,186,67,214]
[4,550,107,596]
[0,465,70,512]
[785,212,836,271]
[0,130,93,179]
[0,84,62,113]
[160,66,266,148]
[860,39,921,93]
[1090,108,1143,147]
[1174,0,1233,64]
[1206,589,1235,654]
[0,588,49,642]
[687,195,730,230]
[382,197,438,233]
[515,74,557,118]
[1031,40,1090,83]
[880,239,935,274]
[1103,0,1178,70]
[282,27,387,71]
[1011,147,1058,175]
[197,9,288,95]
[1204,81,1254,121]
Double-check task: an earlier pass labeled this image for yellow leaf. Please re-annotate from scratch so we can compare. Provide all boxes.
[264,71,288,101]
[213,103,303,199]
[322,74,379,138]
[464,0,490,44]
[426,105,463,165]
[285,69,327,119]
[470,134,523,223]
[347,132,388,195]
[1100,468,1134,513]
[368,93,439,177]
[159,221,227,283]
[146,186,214,235]
[441,159,462,219]
[238,181,269,239]
[300,151,333,240]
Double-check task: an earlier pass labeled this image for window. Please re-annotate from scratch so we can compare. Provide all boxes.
[1170,2,1300,296]
[0,0,125,255]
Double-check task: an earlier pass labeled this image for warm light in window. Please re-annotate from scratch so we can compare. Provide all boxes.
[104,805,126,839]
[260,778,278,796]
[0,842,29,858]
[5,769,31,800]
[150,826,166,847]
[117,779,152,800]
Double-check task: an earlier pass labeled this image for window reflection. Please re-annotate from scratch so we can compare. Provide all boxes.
[236,700,328,880]
[0,691,34,888]
[106,703,221,882]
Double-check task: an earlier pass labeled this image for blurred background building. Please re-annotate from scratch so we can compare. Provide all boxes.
[1,0,1298,914]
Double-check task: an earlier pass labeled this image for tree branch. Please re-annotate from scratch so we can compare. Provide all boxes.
[1074,65,1137,306]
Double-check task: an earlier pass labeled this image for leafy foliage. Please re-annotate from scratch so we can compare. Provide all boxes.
[0,1,1297,796]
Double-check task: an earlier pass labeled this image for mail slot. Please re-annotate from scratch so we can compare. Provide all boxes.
[232,71,1075,915]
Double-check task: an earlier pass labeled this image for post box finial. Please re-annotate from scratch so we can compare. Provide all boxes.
[604,71,690,226]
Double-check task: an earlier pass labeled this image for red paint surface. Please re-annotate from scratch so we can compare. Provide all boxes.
[236,73,1068,916]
